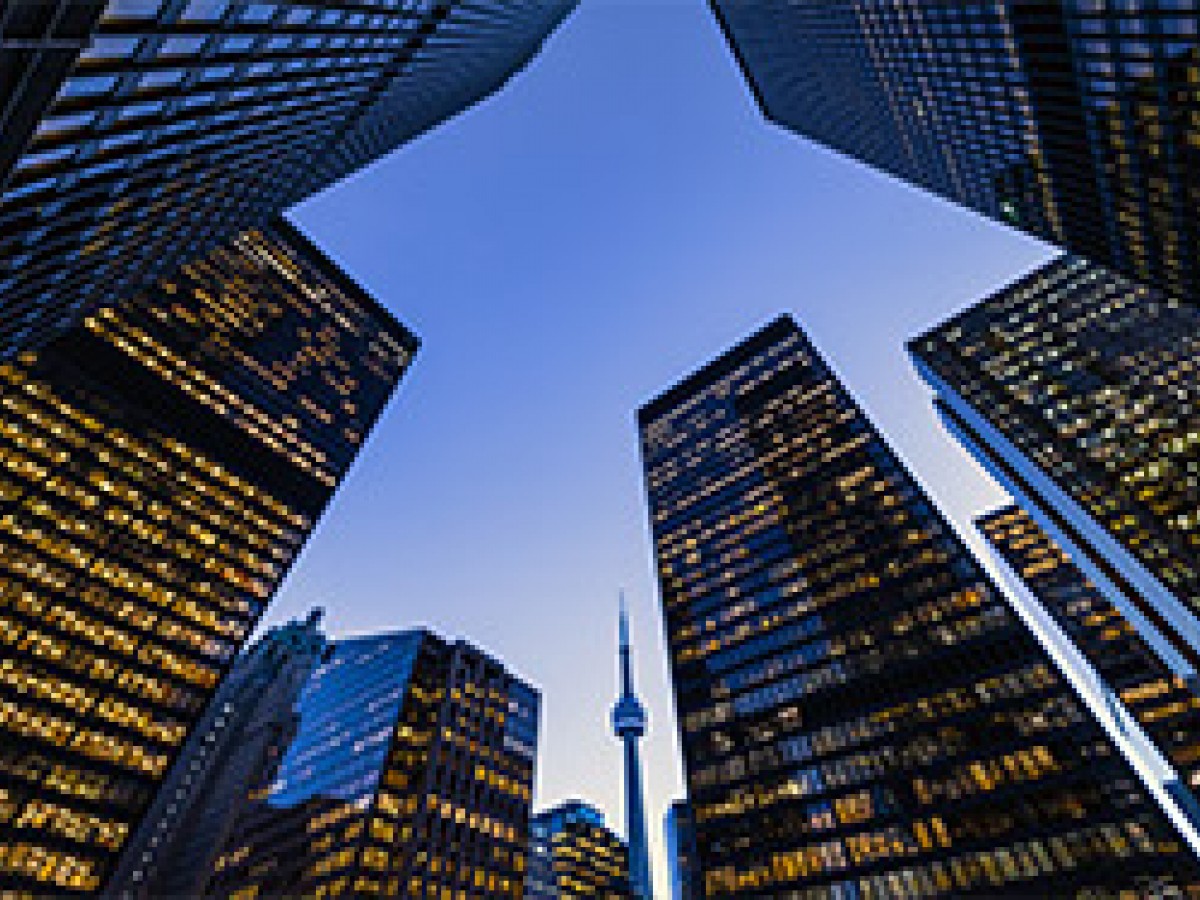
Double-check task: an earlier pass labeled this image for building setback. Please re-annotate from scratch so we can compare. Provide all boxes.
[206,629,540,898]
[0,0,576,354]
[0,216,415,895]
[664,800,700,900]
[711,0,1200,307]
[105,609,330,897]
[976,504,1200,824]
[909,255,1200,692]
[525,800,630,899]
[638,315,1200,896]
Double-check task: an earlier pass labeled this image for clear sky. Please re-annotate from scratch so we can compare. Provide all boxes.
[267,0,1054,894]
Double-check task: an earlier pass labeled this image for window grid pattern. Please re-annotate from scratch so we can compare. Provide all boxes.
[639,316,1200,897]
[0,218,413,894]
[910,254,1200,669]
[713,0,1200,306]
[0,0,575,355]
[978,504,1200,797]
[525,802,631,898]
[209,632,540,899]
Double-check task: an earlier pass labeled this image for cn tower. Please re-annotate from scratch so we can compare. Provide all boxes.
[612,594,652,898]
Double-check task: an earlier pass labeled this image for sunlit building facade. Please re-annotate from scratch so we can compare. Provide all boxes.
[208,629,540,899]
[0,217,415,894]
[525,800,630,899]
[977,505,1200,820]
[0,0,576,354]
[106,609,330,897]
[639,315,1200,896]
[711,0,1200,306]
[909,255,1200,693]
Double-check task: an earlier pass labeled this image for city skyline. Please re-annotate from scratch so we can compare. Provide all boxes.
[267,2,1067,895]
[13,1,1200,897]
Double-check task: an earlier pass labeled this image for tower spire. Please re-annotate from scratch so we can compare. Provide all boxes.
[612,591,652,898]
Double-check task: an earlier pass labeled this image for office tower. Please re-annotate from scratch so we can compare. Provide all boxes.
[611,599,652,898]
[664,800,700,900]
[909,254,1200,691]
[638,315,1200,896]
[207,629,540,899]
[711,1,1200,306]
[107,609,330,897]
[0,216,415,896]
[0,0,576,355]
[525,800,631,899]
[977,505,1200,822]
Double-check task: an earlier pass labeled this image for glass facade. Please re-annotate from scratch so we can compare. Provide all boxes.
[665,799,701,900]
[639,315,1200,896]
[209,630,540,898]
[909,254,1200,689]
[711,0,1200,306]
[977,505,1200,811]
[525,801,630,899]
[0,0,577,354]
[0,217,415,894]
[108,609,330,897]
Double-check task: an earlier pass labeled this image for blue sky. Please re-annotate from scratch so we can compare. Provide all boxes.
[269,0,1053,892]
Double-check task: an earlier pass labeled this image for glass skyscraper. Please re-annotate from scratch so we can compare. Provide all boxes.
[977,504,1200,822]
[208,629,540,898]
[711,1,1200,306]
[106,608,330,897]
[525,800,630,899]
[909,255,1200,695]
[0,0,576,354]
[639,315,1200,896]
[0,217,415,894]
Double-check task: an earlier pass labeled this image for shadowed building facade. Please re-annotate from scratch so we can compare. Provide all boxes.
[0,217,415,894]
[105,609,330,897]
[711,0,1200,306]
[0,0,576,354]
[206,629,540,899]
[664,800,700,900]
[638,315,1200,896]
[977,504,1200,826]
[525,800,630,899]
[909,255,1200,695]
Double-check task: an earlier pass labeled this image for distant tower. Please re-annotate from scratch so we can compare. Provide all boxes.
[612,595,653,898]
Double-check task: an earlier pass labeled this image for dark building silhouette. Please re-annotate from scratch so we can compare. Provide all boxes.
[711,1,1200,306]
[909,255,1200,697]
[0,0,576,354]
[0,217,415,895]
[638,315,1200,896]
[665,800,700,900]
[105,609,330,897]
[207,629,540,898]
[977,505,1200,828]
[525,800,630,899]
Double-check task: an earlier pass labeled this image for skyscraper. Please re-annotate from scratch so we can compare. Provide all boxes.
[106,608,330,897]
[611,598,652,898]
[525,800,631,899]
[977,504,1200,826]
[664,800,700,900]
[909,254,1200,691]
[639,315,1200,896]
[711,1,1200,306]
[0,216,415,895]
[0,0,576,354]
[207,629,540,898]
